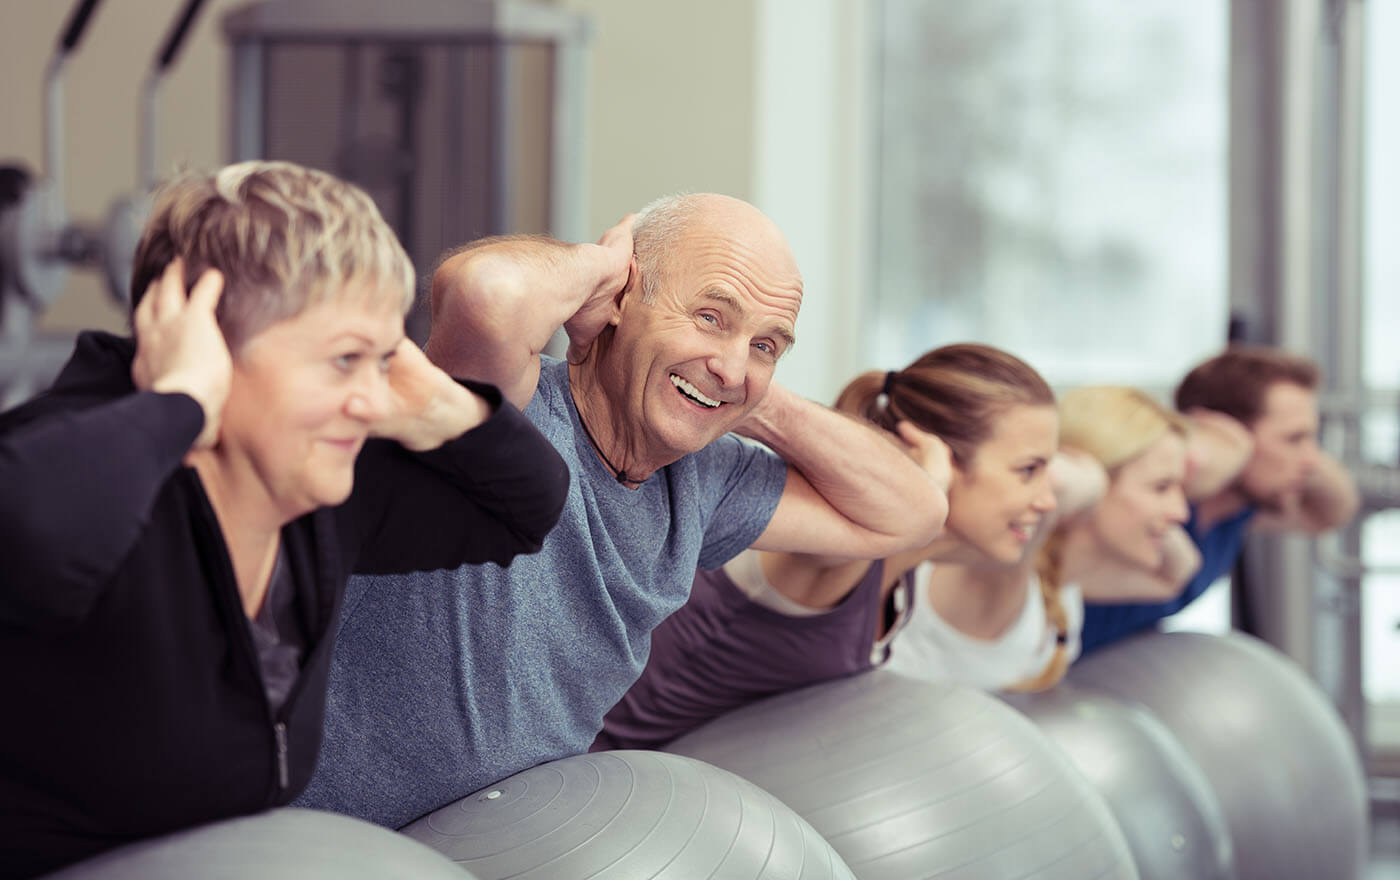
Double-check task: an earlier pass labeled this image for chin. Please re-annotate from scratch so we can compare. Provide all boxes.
[309,476,357,510]
[988,542,1025,567]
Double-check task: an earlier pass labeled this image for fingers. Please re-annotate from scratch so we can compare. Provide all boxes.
[622,255,638,294]
[186,267,225,315]
[154,259,186,319]
[600,212,638,245]
[894,419,935,450]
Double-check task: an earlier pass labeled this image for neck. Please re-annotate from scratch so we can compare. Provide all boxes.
[885,532,957,589]
[924,560,1030,638]
[1055,523,1100,585]
[189,449,285,617]
[568,358,659,486]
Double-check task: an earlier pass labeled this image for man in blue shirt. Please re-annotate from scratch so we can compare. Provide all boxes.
[1081,346,1359,653]
[296,194,951,827]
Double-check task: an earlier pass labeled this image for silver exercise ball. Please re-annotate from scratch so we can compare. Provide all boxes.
[400,749,856,879]
[1068,630,1368,880]
[665,669,1138,880]
[44,808,474,880]
[1003,683,1235,880]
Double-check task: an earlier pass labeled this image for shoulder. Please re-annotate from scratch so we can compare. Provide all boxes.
[686,433,785,483]
[523,355,577,440]
[1,332,135,430]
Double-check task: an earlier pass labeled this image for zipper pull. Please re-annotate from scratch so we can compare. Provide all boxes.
[273,721,290,791]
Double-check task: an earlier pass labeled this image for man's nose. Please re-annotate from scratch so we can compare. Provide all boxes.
[707,337,749,389]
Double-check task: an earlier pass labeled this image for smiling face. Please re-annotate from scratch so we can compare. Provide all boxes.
[1089,432,1190,570]
[602,197,803,463]
[1238,381,1321,507]
[215,286,405,522]
[944,404,1060,565]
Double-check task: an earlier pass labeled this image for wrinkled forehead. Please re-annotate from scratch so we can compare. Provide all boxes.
[675,224,802,311]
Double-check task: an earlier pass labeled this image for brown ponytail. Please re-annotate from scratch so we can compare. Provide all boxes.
[834,344,1054,468]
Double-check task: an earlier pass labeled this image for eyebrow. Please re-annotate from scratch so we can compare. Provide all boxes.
[700,289,798,351]
[329,332,404,353]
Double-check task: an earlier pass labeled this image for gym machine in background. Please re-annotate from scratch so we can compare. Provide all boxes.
[0,0,208,409]
[221,0,593,343]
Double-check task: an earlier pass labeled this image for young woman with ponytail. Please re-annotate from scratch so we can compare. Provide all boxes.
[886,385,1198,692]
[597,343,1074,751]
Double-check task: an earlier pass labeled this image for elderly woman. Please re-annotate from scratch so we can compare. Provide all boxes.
[0,161,569,878]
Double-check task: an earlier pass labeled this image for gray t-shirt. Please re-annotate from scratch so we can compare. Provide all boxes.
[295,356,788,828]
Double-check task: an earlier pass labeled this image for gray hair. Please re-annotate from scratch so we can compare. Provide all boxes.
[631,192,707,303]
[130,160,414,351]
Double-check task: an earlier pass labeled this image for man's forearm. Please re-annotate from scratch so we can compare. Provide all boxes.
[424,235,626,406]
[1184,410,1253,501]
[742,384,947,557]
[1299,453,1361,532]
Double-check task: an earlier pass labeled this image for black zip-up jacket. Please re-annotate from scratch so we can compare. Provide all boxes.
[0,332,570,878]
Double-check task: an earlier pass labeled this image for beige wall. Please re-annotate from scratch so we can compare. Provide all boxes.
[0,0,244,333]
[559,0,757,237]
[1,0,760,330]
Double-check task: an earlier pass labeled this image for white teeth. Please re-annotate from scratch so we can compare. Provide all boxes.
[670,375,721,408]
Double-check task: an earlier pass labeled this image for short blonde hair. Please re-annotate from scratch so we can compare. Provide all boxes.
[130,160,414,351]
[1058,386,1189,475]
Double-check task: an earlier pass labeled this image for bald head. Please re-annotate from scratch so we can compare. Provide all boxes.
[632,194,801,304]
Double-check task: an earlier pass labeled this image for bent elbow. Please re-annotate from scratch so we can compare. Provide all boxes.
[871,492,946,559]
[432,252,529,337]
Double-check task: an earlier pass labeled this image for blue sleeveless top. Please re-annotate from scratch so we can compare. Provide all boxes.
[1079,504,1255,654]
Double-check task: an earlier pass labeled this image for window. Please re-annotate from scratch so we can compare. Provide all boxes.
[872,0,1227,388]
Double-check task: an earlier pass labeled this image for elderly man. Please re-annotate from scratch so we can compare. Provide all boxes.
[1079,345,1360,653]
[296,194,949,828]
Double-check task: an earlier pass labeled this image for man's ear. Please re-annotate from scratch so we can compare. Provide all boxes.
[610,255,639,326]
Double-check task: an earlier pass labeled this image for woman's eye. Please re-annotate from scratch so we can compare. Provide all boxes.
[334,354,358,371]
[378,355,394,375]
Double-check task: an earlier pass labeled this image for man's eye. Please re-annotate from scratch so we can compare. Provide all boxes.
[754,341,773,355]
[699,313,719,325]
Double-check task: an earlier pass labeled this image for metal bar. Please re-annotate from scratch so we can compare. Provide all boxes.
[144,0,209,186]
[548,37,587,242]
[491,41,515,234]
[229,40,265,161]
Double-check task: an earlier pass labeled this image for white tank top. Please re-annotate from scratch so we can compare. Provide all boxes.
[885,562,1084,691]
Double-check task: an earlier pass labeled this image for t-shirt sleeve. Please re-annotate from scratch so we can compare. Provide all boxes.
[693,434,789,571]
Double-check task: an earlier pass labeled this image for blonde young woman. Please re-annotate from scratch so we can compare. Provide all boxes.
[597,343,1065,750]
[887,385,1200,690]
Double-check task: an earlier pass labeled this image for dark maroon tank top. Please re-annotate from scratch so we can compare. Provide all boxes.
[595,560,911,751]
